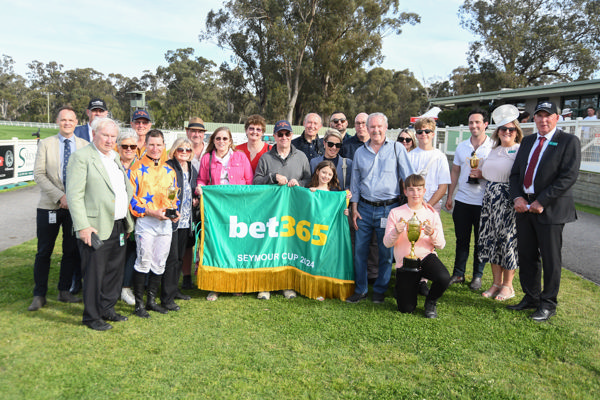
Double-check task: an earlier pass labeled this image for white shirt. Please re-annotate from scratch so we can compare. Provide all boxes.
[524,128,556,193]
[96,147,128,220]
[453,136,493,205]
[408,147,451,206]
[481,144,519,183]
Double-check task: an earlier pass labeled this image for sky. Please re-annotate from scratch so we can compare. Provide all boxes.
[1,0,474,85]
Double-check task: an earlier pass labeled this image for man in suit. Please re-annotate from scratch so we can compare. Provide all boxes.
[74,98,108,142]
[66,117,134,331]
[508,101,581,322]
[28,106,88,311]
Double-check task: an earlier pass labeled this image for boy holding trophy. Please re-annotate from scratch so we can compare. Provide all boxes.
[383,174,451,318]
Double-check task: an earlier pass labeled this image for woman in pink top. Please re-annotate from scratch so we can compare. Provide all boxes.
[383,174,450,318]
[196,127,253,302]
[236,114,272,173]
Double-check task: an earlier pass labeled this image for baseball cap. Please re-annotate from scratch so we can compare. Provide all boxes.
[274,120,293,134]
[534,101,558,115]
[132,109,151,121]
[87,98,107,111]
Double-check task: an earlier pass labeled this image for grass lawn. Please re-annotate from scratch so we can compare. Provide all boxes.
[0,125,58,141]
[1,211,599,399]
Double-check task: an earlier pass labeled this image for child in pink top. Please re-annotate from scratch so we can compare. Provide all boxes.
[383,174,451,318]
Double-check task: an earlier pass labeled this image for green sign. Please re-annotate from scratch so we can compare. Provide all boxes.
[198,185,354,300]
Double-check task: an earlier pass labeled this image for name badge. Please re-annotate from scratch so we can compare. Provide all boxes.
[120,233,125,247]
[548,141,558,146]
[380,217,388,228]
[48,211,57,224]
[508,150,516,153]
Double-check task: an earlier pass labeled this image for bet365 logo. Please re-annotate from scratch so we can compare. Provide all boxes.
[229,216,329,246]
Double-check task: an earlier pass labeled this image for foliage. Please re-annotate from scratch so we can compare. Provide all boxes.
[459,0,600,86]
[1,213,600,399]
[202,0,419,123]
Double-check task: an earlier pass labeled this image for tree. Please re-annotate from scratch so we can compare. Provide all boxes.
[0,55,29,120]
[459,0,600,86]
[202,0,419,122]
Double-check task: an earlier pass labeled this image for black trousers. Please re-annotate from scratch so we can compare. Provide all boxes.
[451,200,486,278]
[396,254,451,313]
[33,208,80,297]
[161,228,190,304]
[78,220,127,324]
[515,213,564,311]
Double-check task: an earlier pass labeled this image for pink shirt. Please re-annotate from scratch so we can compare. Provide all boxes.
[197,150,254,186]
[383,204,445,268]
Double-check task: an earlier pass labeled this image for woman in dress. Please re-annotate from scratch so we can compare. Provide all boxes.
[197,127,253,301]
[237,114,272,173]
[116,130,139,306]
[478,105,523,301]
[161,138,198,311]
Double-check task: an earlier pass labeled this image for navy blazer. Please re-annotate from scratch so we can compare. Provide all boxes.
[74,124,91,142]
[509,128,581,224]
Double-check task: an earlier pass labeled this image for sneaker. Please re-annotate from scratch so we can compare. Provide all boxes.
[418,281,430,297]
[206,291,219,301]
[424,300,438,318]
[282,289,297,299]
[372,292,385,304]
[345,292,367,303]
[257,291,271,300]
[121,287,135,305]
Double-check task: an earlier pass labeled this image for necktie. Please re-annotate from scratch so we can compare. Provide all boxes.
[523,136,546,189]
[63,139,71,185]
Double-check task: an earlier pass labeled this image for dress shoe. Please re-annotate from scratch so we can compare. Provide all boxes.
[469,277,482,291]
[102,312,128,322]
[58,290,82,303]
[135,306,150,318]
[530,308,556,322]
[28,296,46,311]
[418,281,430,296]
[424,300,438,318]
[448,276,465,285]
[163,302,180,311]
[85,320,113,331]
[372,292,385,304]
[506,297,539,311]
[174,291,191,300]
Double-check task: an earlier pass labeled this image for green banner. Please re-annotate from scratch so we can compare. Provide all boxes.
[200,185,353,281]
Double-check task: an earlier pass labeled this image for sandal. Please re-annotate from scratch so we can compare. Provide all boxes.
[495,286,515,301]
[206,292,219,301]
[482,284,501,298]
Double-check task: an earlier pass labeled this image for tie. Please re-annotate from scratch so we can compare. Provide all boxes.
[523,136,546,189]
[63,139,71,185]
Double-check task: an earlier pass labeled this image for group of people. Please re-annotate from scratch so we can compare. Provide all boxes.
[28,98,580,329]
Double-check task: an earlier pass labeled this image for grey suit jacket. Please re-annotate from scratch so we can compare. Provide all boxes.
[34,134,89,210]
[66,143,134,240]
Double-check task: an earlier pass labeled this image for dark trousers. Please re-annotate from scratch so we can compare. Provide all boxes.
[122,237,137,287]
[161,228,190,304]
[515,213,564,311]
[33,208,80,297]
[78,220,127,324]
[396,254,451,313]
[451,200,486,278]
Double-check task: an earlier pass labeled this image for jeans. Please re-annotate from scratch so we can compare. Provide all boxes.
[33,208,80,297]
[451,200,486,278]
[354,201,398,295]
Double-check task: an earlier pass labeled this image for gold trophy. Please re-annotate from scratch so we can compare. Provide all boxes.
[399,212,429,271]
[467,151,480,184]
[165,182,179,219]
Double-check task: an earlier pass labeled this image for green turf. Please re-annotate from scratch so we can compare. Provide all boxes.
[0,125,58,140]
[1,212,599,399]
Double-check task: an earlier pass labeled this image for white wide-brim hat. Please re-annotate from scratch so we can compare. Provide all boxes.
[492,104,520,127]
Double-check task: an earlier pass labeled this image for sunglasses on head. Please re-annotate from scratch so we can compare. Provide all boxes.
[276,131,292,137]
[331,118,347,124]
[397,137,412,143]
[326,141,342,149]
[176,147,192,153]
[498,126,517,133]
[416,129,434,135]
[120,144,137,150]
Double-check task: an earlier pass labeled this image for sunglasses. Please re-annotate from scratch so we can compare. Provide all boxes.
[176,148,192,153]
[214,137,230,141]
[120,144,137,150]
[275,131,292,137]
[416,129,434,135]
[331,118,347,124]
[397,137,413,143]
[326,141,342,149]
[498,126,517,133]
[132,120,150,125]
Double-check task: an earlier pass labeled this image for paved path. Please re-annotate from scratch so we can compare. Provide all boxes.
[0,185,598,285]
